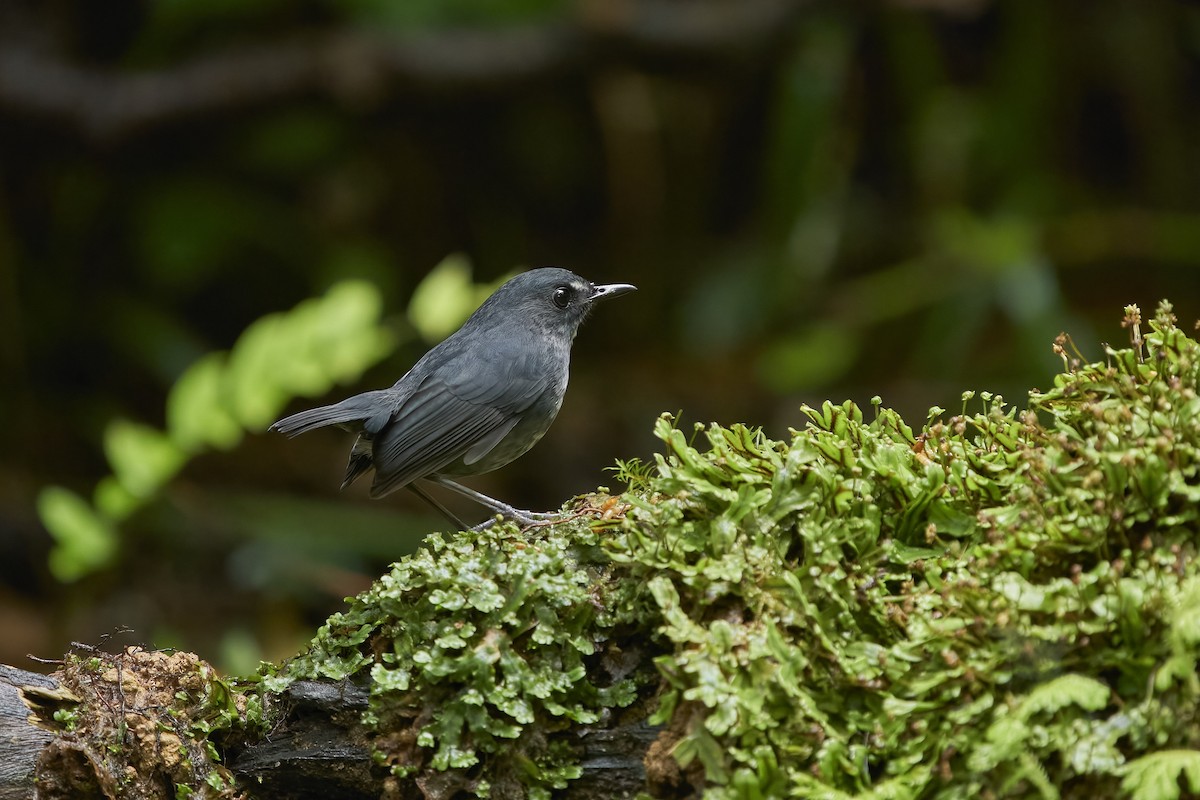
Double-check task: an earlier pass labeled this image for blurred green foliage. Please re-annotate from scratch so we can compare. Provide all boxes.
[36,258,501,582]
[341,0,567,29]
[407,254,513,342]
[39,279,393,581]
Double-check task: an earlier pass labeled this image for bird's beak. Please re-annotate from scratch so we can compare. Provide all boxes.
[589,282,637,302]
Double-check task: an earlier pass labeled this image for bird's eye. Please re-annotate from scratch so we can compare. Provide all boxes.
[552,286,572,308]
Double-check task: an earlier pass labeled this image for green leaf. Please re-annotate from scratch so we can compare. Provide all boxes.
[889,543,942,564]
[39,487,119,582]
[407,254,481,342]
[1122,750,1200,800]
[104,419,186,499]
[1018,674,1110,720]
[407,255,512,343]
[1170,578,1200,649]
[250,278,393,406]
[166,352,243,452]
[93,476,139,520]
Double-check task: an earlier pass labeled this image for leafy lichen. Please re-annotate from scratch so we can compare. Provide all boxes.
[611,300,1200,798]
[281,518,650,797]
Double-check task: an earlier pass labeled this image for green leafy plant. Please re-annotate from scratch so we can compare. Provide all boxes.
[278,519,647,798]
[1121,750,1200,800]
[606,301,1200,798]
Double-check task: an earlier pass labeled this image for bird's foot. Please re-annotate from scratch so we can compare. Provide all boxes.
[471,508,560,531]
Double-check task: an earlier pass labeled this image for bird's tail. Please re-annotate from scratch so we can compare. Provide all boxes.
[269,390,390,437]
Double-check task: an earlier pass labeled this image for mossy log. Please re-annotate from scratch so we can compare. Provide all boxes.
[0,651,670,800]
[8,302,1200,799]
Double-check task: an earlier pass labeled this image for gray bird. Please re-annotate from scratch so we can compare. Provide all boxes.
[270,267,636,529]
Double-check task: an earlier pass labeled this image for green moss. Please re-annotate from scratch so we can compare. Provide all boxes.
[282,518,649,795]
[275,301,1200,798]
[612,301,1200,798]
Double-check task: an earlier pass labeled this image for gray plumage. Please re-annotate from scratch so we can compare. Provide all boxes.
[271,267,635,525]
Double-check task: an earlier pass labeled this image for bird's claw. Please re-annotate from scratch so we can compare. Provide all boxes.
[471,509,561,532]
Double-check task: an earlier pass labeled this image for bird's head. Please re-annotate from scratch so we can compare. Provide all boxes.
[470,267,636,339]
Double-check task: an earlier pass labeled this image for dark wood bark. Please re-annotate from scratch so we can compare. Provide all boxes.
[0,659,668,800]
[232,679,663,799]
[0,666,61,800]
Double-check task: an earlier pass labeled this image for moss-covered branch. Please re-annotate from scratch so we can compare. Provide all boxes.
[7,301,1200,799]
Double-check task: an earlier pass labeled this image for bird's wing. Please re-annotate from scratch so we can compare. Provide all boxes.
[367,344,552,497]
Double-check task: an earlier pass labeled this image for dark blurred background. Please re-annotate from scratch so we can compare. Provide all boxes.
[2,0,1199,672]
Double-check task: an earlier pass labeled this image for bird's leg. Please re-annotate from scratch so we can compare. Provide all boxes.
[428,476,560,530]
[407,483,471,532]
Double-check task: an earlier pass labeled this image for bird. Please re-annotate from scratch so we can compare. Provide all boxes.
[270,267,636,529]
